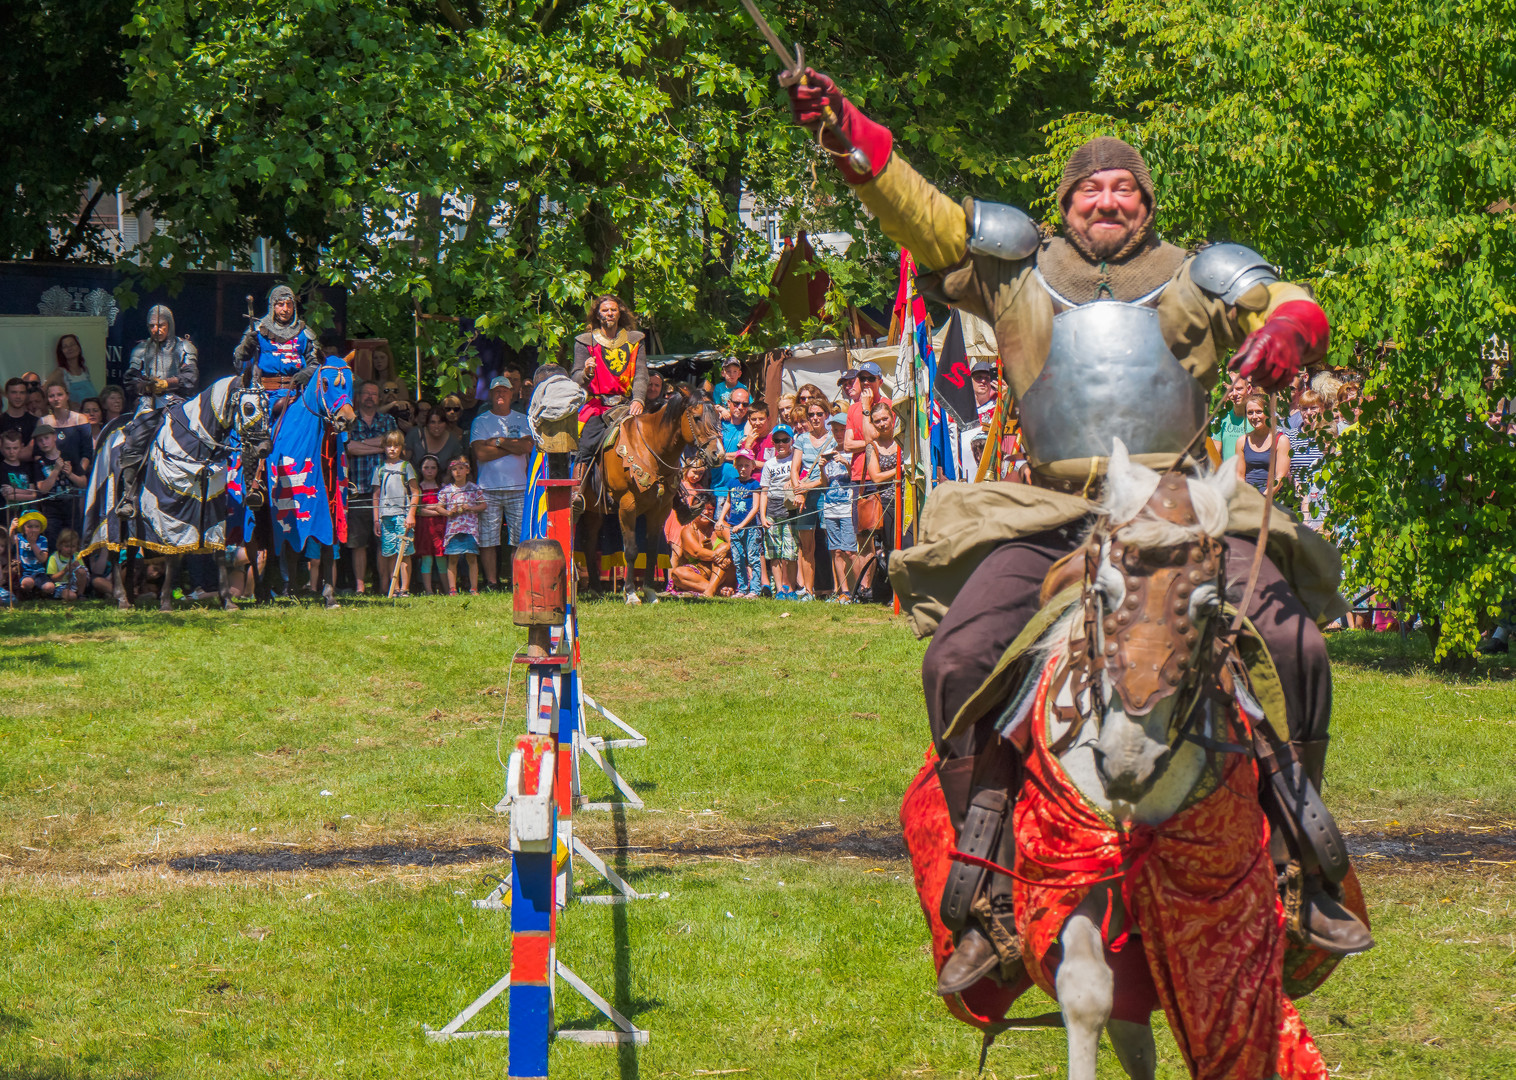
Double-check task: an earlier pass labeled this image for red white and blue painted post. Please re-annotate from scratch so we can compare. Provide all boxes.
[504,477,578,1080]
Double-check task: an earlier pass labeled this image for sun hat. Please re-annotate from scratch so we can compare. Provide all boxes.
[15,511,46,530]
[837,368,860,382]
[770,424,794,440]
[732,448,755,462]
[857,361,884,379]
[827,412,847,427]
[971,360,997,376]
[489,375,514,390]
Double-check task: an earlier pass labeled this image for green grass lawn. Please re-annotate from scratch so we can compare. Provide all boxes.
[2,597,1515,1078]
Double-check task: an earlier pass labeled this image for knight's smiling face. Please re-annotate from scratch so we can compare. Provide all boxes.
[1065,168,1147,258]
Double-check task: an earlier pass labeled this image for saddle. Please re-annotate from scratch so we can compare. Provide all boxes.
[597,403,633,453]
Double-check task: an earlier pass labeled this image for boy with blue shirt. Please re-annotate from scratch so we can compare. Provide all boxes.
[717,449,762,596]
[710,358,747,416]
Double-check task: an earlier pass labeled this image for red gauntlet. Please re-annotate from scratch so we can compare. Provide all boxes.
[786,68,892,185]
[1229,299,1330,392]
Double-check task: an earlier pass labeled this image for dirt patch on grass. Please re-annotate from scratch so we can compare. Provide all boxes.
[149,824,1516,876]
[163,824,905,874]
[1349,826,1516,868]
[167,842,511,873]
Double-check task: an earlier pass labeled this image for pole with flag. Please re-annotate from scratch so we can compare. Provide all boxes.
[891,250,956,493]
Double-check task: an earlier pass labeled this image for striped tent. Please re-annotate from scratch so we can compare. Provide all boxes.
[82,377,239,556]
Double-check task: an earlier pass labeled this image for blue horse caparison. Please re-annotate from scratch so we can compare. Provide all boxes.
[228,356,356,600]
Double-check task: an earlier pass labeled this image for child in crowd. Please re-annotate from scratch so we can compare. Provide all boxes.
[31,423,88,543]
[438,456,486,595]
[1,429,36,508]
[821,412,857,602]
[717,449,762,597]
[374,430,419,597]
[46,528,87,601]
[13,512,50,597]
[84,546,115,600]
[0,541,11,604]
[708,357,747,417]
[759,423,800,599]
[413,454,446,595]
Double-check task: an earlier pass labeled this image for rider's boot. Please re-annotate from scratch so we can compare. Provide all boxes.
[114,463,140,519]
[570,461,587,514]
[1293,738,1375,956]
[938,802,1024,995]
[938,924,1000,995]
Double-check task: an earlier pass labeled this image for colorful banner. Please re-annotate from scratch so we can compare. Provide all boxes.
[893,250,956,486]
[520,446,549,543]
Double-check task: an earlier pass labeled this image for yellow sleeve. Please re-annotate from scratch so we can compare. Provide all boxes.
[854,153,967,272]
[1236,281,1314,336]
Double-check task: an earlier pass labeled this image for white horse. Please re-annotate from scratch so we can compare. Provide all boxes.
[1014,440,1304,1080]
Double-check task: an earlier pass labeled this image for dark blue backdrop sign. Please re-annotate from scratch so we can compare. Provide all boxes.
[0,262,346,388]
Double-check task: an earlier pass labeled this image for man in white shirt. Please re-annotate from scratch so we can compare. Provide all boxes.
[470,375,533,589]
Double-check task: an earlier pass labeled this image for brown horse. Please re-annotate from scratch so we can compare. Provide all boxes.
[577,387,724,603]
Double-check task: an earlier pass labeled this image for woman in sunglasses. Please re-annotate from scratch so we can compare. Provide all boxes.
[406,399,462,471]
[791,400,837,601]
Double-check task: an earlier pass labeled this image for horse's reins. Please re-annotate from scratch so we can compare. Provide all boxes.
[1153,386,1279,657]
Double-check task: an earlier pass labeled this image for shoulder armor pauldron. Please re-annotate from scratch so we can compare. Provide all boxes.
[1189,242,1278,304]
[967,201,1040,262]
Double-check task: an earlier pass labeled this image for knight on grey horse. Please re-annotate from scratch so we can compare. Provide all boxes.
[115,305,199,518]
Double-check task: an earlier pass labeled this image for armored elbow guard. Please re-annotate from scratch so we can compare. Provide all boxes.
[967,201,1041,261]
[1189,242,1278,305]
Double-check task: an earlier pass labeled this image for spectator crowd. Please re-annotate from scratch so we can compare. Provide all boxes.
[0,337,1390,617]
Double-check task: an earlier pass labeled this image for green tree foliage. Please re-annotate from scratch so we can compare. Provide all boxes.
[118,0,1100,372]
[0,0,138,260]
[1032,0,1516,657]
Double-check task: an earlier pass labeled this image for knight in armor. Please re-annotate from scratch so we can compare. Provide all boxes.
[784,73,1370,990]
[232,285,320,507]
[115,305,199,518]
[569,294,648,512]
[233,284,320,399]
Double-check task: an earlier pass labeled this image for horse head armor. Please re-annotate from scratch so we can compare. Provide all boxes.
[1046,440,1235,802]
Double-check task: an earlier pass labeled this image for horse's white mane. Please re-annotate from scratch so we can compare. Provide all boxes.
[1098,438,1236,549]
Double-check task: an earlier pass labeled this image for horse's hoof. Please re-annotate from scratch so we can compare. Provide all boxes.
[625,592,641,606]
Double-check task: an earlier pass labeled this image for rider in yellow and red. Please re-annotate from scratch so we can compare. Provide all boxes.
[570,294,648,511]
[781,69,1369,1000]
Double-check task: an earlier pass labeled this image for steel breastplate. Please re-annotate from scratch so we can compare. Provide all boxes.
[1017,300,1208,468]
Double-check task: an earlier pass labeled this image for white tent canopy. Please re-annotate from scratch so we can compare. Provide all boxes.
[775,338,902,403]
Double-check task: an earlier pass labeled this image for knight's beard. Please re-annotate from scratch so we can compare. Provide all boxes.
[1073,219,1139,259]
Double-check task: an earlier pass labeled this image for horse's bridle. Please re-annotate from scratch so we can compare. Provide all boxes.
[232,385,272,455]
[298,363,352,429]
[1056,473,1227,750]
[682,400,725,471]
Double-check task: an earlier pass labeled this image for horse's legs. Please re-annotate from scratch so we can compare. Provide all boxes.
[618,497,641,603]
[277,546,298,598]
[159,555,179,612]
[1057,892,1115,1080]
[218,558,236,612]
[579,513,602,594]
[1107,1020,1157,1080]
[321,547,338,608]
[113,556,130,611]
